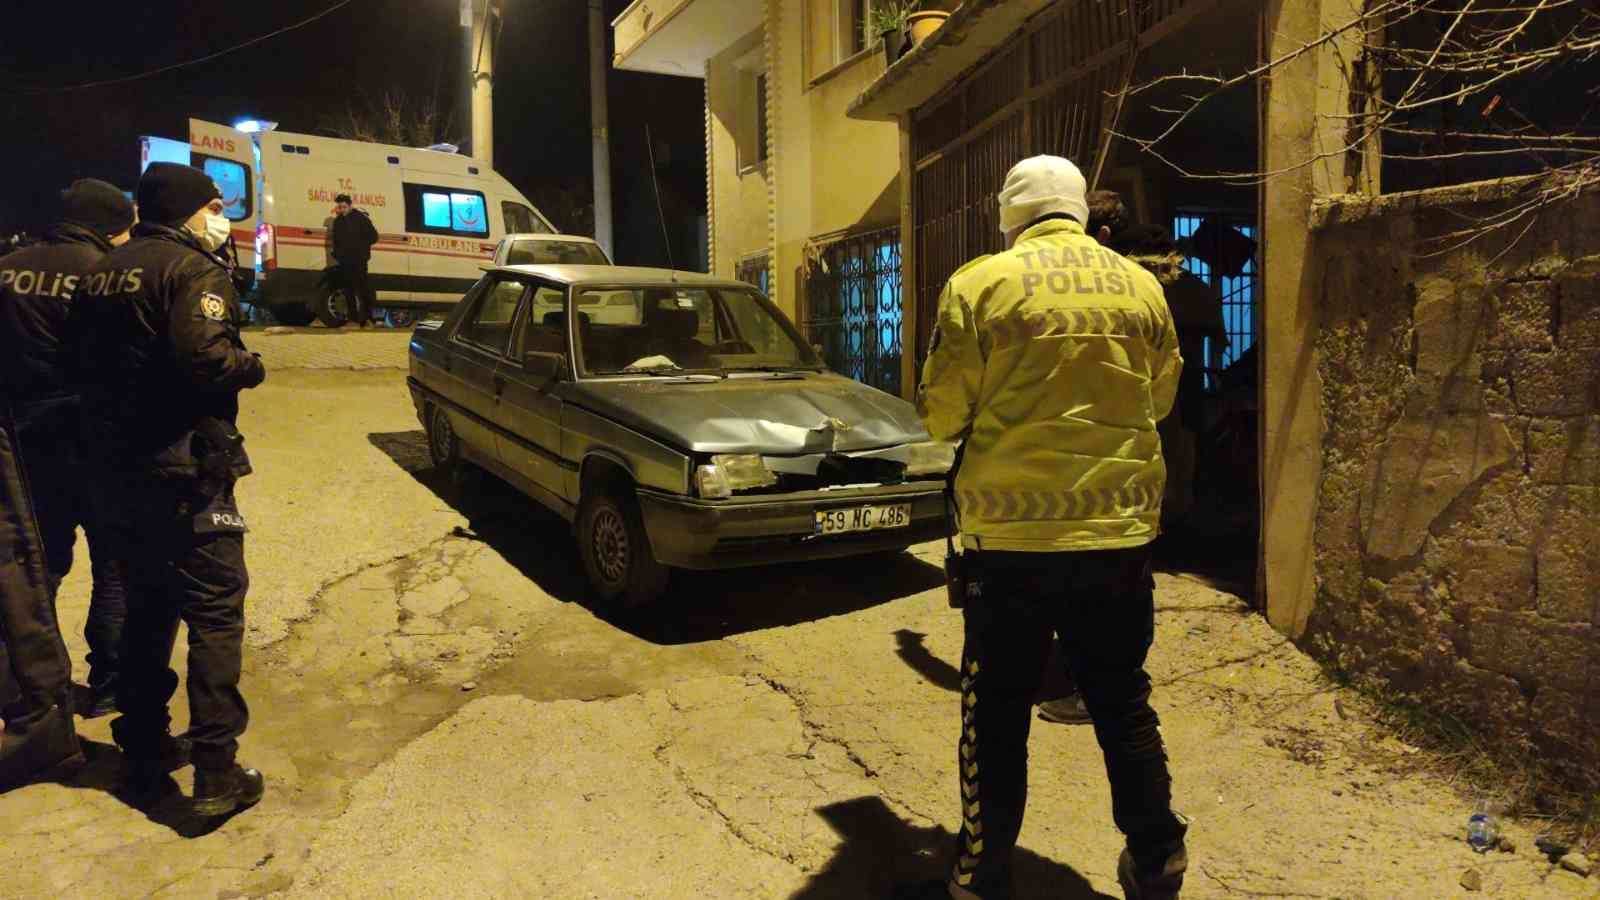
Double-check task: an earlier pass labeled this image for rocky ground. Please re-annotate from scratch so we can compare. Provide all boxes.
[1,331,1595,898]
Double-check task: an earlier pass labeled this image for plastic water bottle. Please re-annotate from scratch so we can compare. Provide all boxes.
[1467,801,1497,853]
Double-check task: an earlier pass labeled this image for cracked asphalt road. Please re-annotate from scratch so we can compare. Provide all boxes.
[2,339,1595,898]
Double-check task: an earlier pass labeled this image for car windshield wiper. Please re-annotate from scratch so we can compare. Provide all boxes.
[613,366,726,379]
[725,365,822,374]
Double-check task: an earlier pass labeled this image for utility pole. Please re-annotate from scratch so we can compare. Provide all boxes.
[589,0,614,256]
[459,0,474,155]
[472,0,497,166]
[458,0,496,162]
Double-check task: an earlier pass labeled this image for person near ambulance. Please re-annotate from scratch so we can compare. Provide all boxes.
[906,156,1189,900]
[329,193,379,328]
[69,162,266,816]
[0,180,136,725]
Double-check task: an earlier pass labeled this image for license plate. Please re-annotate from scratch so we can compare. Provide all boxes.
[814,503,912,536]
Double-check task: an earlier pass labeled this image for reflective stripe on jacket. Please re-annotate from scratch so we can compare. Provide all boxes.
[917,218,1182,551]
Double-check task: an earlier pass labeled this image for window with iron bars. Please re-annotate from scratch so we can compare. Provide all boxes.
[735,253,771,296]
[803,228,903,396]
[1171,211,1257,391]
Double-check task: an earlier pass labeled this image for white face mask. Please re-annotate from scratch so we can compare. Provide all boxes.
[190,211,231,252]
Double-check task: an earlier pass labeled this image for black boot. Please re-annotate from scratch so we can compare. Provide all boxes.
[192,764,264,817]
[0,705,85,791]
[124,733,192,780]
[1117,845,1187,900]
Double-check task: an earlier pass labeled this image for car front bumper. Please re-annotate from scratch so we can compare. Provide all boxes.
[636,484,950,570]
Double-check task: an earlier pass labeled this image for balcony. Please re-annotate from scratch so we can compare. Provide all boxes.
[612,0,764,78]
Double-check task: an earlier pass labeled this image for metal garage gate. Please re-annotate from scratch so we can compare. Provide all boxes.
[910,0,1209,372]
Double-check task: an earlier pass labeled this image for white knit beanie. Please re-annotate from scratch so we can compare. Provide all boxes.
[997,155,1089,234]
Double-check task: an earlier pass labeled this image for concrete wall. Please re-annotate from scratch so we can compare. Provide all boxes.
[1305,186,1600,787]
[706,31,771,282]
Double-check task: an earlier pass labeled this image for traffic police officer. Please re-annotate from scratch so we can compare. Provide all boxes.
[910,156,1188,900]
[70,162,266,815]
[0,179,135,719]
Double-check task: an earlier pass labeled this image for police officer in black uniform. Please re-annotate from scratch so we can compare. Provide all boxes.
[0,179,135,720]
[70,162,266,815]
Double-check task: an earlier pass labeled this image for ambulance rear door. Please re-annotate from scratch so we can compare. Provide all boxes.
[188,119,258,271]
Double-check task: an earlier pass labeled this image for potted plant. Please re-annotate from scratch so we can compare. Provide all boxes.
[906,2,951,47]
[871,2,911,65]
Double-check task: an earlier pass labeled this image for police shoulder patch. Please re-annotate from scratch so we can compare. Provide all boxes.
[200,293,228,321]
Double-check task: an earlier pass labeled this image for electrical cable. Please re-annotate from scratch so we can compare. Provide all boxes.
[8,0,359,95]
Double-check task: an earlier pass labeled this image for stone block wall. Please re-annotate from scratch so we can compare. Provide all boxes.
[1305,188,1600,788]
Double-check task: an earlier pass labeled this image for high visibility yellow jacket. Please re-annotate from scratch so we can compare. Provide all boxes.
[917,218,1182,551]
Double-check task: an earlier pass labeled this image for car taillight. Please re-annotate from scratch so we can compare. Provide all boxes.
[256,223,276,272]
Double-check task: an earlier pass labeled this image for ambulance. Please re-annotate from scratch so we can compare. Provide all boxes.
[141,118,556,327]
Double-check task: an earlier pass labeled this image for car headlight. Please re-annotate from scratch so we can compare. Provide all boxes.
[696,454,778,499]
[904,440,958,476]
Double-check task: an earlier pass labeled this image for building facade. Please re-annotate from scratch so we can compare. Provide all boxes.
[619,0,1600,786]
[614,0,916,395]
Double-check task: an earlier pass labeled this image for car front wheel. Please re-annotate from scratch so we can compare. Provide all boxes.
[576,490,668,610]
[427,405,462,473]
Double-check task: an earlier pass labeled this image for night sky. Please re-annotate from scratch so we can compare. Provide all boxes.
[0,0,707,267]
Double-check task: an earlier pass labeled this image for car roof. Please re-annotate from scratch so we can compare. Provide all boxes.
[492,264,755,290]
[499,233,600,244]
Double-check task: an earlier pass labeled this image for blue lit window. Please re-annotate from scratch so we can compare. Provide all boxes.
[406,183,492,237]
[196,155,251,221]
[450,193,487,234]
[421,192,452,229]
[1173,213,1257,391]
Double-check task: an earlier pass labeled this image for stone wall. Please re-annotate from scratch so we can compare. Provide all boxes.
[1305,185,1600,788]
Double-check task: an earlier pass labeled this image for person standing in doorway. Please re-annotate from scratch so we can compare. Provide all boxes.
[904,156,1188,900]
[330,193,379,328]
[71,162,266,816]
[0,179,135,720]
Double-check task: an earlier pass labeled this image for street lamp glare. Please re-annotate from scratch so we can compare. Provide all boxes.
[234,119,278,134]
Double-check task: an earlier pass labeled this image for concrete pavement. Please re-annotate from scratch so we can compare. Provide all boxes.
[1,336,1594,898]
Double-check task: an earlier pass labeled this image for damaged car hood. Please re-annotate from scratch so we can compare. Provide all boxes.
[569,373,931,454]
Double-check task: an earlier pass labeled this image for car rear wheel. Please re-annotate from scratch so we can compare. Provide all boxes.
[316,288,351,328]
[576,489,668,610]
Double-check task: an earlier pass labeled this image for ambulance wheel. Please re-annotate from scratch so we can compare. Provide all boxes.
[316,289,352,328]
[384,308,417,329]
[272,304,315,327]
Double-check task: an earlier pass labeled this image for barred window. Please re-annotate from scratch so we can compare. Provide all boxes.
[803,228,903,395]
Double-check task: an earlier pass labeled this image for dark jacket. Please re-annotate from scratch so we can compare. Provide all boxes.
[330,209,379,265]
[68,223,265,479]
[0,223,113,428]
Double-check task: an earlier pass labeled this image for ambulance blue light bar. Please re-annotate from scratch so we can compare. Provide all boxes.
[233,119,278,134]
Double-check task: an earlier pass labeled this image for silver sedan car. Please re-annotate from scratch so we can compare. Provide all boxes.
[407,264,954,607]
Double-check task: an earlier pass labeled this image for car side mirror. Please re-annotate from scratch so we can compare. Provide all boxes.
[523,352,566,381]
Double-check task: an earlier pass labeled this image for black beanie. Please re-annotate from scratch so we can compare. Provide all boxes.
[60,178,135,237]
[136,162,221,227]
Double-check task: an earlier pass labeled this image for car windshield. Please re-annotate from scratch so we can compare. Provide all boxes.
[555,285,823,377]
[505,239,608,266]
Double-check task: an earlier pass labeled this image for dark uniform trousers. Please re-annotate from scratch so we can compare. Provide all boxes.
[98,475,249,770]
[0,414,74,731]
[17,412,126,694]
[951,545,1186,896]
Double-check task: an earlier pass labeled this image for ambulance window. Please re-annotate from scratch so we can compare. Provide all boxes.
[421,192,452,229]
[502,202,548,235]
[196,155,251,221]
[450,193,487,234]
[404,183,492,238]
